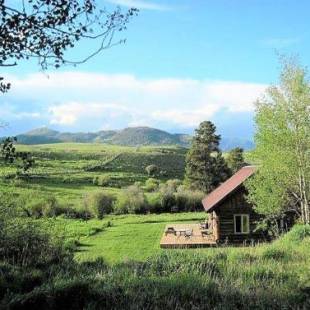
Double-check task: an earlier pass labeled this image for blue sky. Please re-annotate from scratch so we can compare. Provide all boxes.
[1,0,310,138]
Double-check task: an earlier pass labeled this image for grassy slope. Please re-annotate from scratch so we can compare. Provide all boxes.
[0,143,187,205]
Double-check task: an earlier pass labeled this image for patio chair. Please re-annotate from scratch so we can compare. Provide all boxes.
[199,221,209,230]
[185,229,192,238]
[201,229,211,237]
[165,227,176,236]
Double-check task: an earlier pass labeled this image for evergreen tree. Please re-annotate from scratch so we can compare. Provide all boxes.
[185,121,229,193]
[226,147,246,174]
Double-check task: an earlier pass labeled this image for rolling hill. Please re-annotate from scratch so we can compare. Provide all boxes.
[5,126,254,150]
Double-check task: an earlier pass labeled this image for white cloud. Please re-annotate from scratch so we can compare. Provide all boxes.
[48,101,130,125]
[106,0,171,11]
[3,71,267,132]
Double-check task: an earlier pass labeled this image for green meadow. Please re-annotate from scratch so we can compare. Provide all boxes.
[3,216,310,309]
[61,213,206,263]
[0,143,187,204]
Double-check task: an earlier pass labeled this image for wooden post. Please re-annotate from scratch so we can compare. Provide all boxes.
[213,211,220,241]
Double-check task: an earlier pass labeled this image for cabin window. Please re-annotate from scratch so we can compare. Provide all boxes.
[234,214,249,234]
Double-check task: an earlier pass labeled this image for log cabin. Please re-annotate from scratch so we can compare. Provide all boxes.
[202,165,266,244]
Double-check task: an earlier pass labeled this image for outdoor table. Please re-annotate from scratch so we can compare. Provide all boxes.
[176,229,193,236]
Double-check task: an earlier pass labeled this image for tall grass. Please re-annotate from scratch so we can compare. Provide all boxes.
[1,224,309,309]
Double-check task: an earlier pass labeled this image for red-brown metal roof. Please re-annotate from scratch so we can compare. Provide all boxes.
[202,166,257,212]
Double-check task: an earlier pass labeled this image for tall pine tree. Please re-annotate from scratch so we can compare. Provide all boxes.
[185,121,230,193]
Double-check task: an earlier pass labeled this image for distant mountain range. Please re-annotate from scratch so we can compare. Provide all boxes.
[7,127,254,150]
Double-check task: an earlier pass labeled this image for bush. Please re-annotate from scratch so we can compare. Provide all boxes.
[165,179,182,191]
[41,196,61,217]
[62,205,92,220]
[145,164,159,177]
[93,175,111,187]
[22,195,61,218]
[158,181,179,212]
[175,186,204,212]
[144,178,159,192]
[0,217,69,267]
[114,185,147,214]
[92,176,99,185]
[62,176,73,183]
[144,182,204,213]
[134,181,143,187]
[83,191,114,219]
[147,192,163,213]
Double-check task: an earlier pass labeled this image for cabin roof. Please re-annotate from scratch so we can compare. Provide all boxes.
[202,166,257,212]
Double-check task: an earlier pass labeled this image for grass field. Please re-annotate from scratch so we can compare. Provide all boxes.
[0,143,187,205]
[3,214,310,309]
[44,212,206,263]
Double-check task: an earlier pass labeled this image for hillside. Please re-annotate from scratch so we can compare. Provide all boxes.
[0,143,187,204]
[11,127,188,146]
[6,126,254,150]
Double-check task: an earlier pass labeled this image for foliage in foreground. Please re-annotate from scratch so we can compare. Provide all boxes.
[0,224,309,309]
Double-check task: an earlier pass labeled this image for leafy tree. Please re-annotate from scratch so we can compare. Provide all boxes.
[0,0,137,93]
[246,59,310,224]
[226,147,246,174]
[185,121,230,193]
[0,137,34,175]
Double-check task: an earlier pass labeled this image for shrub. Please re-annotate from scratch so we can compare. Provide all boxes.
[175,186,204,212]
[160,190,176,212]
[27,201,43,218]
[158,181,179,212]
[98,175,111,187]
[92,176,99,185]
[165,179,182,191]
[145,164,159,176]
[93,175,111,187]
[41,196,61,217]
[144,178,159,192]
[22,195,60,218]
[0,217,69,267]
[62,176,73,183]
[63,205,92,220]
[114,185,147,214]
[83,191,114,219]
[147,192,163,213]
[134,181,143,187]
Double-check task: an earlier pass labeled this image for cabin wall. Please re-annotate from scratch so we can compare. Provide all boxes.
[213,186,265,243]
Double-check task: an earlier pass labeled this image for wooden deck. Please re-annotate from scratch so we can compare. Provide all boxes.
[160,224,217,248]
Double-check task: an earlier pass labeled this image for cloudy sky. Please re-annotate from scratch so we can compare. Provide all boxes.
[1,0,310,138]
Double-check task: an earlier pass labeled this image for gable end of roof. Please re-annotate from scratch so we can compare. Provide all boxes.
[202,166,256,212]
